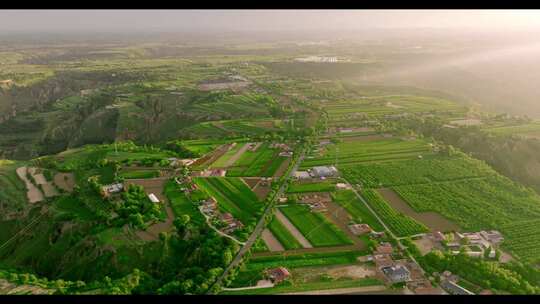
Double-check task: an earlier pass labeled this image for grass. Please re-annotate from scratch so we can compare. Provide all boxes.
[287,181,336,193]
[163,181,204,226]
[268,217,302,250]
[279,204,353,247]
[331,190,384,231]
[119,170,160,179]
[361,189,428,237]
[193,177,262,225]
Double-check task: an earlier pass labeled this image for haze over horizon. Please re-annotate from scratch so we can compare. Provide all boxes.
[1,10,540,34]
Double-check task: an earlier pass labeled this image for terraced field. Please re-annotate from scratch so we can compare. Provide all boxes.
[279,205,353,247]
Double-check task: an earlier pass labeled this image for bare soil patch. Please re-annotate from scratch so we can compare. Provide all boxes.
[53,173,75,192]
[377,188,459,232]
[261,228,285,252]
[242,177,261,188]
[274,208,313,248]
[322,201,366,250]
[15,166,44,203]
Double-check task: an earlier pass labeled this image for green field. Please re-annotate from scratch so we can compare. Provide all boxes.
[484,121,540,136]
[119,170,160,179]
[279,205,353,247]
[393,176,540,263]
[331,190,384,232]
[193,177,262,225]
[268,217,302,250]
[163,181,204,226]
[361,189,428,237]
[300,138,434,169]
[226,143,286,177]
[341,156,493,188]
[286,181,336,193]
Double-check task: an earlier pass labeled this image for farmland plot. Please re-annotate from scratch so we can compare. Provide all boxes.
[361,189,428,237]
[279,204,353,247]
[193,177,262,225]
[300,138,433,169]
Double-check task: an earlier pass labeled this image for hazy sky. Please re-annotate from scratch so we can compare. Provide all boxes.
[1,10,540,33]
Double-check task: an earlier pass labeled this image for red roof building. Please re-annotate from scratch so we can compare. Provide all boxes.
[266,267,290,284]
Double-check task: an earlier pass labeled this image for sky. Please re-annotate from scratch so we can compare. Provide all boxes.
[1,10,540,33]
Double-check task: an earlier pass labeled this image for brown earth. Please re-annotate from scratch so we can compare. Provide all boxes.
[15,166,44,203]
[273,158,291,178]
[377,188,460,232]
[53,172,75,192]
[261,228,285,252]
[321,201,366,251]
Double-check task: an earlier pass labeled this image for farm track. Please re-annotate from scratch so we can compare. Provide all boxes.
[207,150,305,294]
[282,285,387,295]
[261,229,284,251]
[223,143,250,167]
[251,244,361,258]
[274,208,313,248]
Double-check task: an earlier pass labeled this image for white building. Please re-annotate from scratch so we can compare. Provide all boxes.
[148,193,160,203]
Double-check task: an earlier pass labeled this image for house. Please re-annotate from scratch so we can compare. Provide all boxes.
[278,197,288,203]
[266,267,290,284]
[480,230,504,244]
[336,183,350,190]
[433,231,446,242]
[370,231,386,239]
[220,213,235,224]
[201,197,218,214]
[148,193,160,203]
[222,219,244,234]
[374,254,394,268]
[294,171,311,180]
[310,166,338,178]
[381,265,411,283]
[101,183,124,196]
[375,242,394,255]
[349,223,372,235]
[279,151,293,157]
[298,193,333,205]
[440,280,474,295]
[308,202,327,212]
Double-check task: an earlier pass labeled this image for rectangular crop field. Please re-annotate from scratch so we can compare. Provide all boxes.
[300,138,434,169]
[193,177,262,225]
[279,205,353,247]
[331,190,384,231]
[287,180,336,193]
[361,189,428,237]
[268,217,303,250]
[163,181,204,226]
[119,170,160,179]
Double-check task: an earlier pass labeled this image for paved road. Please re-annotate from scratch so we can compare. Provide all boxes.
[207,150,305,294]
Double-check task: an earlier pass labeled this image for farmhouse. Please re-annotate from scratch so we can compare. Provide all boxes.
[101,183,124,197]
[298,192,332,204]
[381,265,411,283]
[201,197,218,214]
[374,254,394,269]
[349,223,372,235]
[336,182,351,190]
[480,230,504,244]
[279,151,293,157]
[294,171,311,180]
[148,193,160,203]
[309,166,338,178]
[220,212,244,234]
[308,202,327,212]
[266,267,290,284]
[375,242,394,255]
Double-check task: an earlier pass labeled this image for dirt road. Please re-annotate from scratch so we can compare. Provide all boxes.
[261,229,284,252]
[283,285,387,295]
[274,208,313,248]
